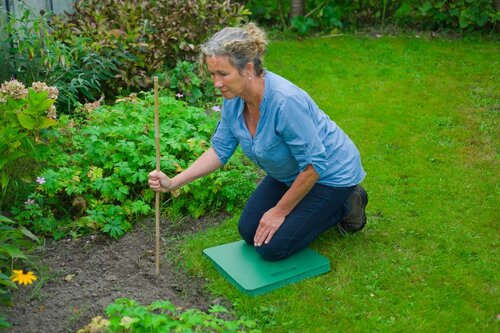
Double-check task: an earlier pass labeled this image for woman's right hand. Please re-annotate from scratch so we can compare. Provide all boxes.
[148,170,173,193]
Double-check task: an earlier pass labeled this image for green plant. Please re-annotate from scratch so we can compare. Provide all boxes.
[166,60,219,106]
[247,0,499,34]
[0,0,249,111]
[0,8,120,113]
[77,298,259,332]
[11,94,258,239]
[0,215,39,329]
[0,8,67,85]
[239,0,290,30]
[0,79,58,210]
[291,16,320,36]
[415,0,498,31]
[49,0,250,102]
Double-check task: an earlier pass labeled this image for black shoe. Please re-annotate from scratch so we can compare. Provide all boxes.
[338,185,368,235]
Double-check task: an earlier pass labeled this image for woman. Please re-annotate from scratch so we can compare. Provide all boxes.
[148,23,368,261]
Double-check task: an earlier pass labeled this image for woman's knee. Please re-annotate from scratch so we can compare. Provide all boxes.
[238,217,255,245]
[255,241,289,261]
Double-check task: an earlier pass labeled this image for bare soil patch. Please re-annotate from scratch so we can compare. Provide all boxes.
[2,216,227,333]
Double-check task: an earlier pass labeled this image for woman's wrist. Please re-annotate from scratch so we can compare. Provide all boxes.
[160,176,173,192]
[166,175,184,192]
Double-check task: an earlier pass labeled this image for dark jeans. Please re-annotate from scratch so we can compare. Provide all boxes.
[238,176,355,261]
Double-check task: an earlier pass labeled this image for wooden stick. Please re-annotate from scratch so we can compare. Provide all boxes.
[154,76,161,275]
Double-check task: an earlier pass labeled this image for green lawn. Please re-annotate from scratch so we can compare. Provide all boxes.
[179,35,499,332]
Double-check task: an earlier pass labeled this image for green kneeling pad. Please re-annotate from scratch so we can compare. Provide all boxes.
[203,240,330,296]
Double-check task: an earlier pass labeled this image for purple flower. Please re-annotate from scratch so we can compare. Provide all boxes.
[211,105,221,112]
[176,93,183,98]
[36,176,46,185]
[25,199,35,206]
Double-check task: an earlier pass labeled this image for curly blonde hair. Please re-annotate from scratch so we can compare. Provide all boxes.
[199,23,267,77]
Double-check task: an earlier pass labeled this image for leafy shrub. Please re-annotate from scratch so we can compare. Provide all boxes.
[240,0,290,30]
[0,79,59,210]
[11,94,258,239]
[243,0,498,33]
[410,0,498,31]
[163,61,219,107]
[0,215,38,329]
[50,0,250,102]
[1,1,249,112]
[0,8,120,113]
[78,298,260,333]
[0,9,66,85]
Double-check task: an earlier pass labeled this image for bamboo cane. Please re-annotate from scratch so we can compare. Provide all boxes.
[154,76,161,275]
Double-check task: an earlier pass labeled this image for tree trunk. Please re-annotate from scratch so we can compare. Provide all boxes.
[290,0,305,19]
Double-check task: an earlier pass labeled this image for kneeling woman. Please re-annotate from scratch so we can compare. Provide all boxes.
[148,23,368,261]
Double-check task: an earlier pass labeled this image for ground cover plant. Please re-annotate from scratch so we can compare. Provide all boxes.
[180,34,499,332]
[78,298,259,332]
[10,94,258,240]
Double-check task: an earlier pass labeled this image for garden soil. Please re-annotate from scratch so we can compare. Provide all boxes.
[2,216,229,333]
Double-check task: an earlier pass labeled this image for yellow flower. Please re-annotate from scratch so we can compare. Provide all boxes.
[10,270,37,286]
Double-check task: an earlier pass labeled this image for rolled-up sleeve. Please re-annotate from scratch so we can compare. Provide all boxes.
[276,95,329,177]
[210,112,239,165]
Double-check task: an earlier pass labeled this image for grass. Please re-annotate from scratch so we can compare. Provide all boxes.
[179,34,499,332]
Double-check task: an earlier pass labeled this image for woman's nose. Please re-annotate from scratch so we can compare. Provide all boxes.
[214,80,223,88]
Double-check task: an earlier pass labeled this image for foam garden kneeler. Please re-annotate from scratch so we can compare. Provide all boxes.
[203,240,330,296]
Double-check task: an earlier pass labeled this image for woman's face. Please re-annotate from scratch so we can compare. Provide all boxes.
[206,56,249,99]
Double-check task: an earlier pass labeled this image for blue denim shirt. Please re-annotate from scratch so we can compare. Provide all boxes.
[211,71,366,187]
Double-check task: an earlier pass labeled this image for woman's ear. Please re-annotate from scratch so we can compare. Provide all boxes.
[245,62,254,77]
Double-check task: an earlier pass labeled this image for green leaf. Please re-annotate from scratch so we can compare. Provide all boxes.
[25,89,54,114]
[0,172,9,189]
[0,272,17,289]
[394,3,412,19]
[102,220,127,239]
[208,305,228,314]
[0,215,15,225]
[4,98,25,113]
[0,150,26,169]
[27,88,48,103]
[37,116,58,129]
[17,113,36,130]
[17,225,39,242]
[149,300,176,312]
[459,10,472,28]
[0,244,27,259]
[420,1,433,15]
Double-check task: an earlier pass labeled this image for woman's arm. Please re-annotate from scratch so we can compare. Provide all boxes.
[149,147,222,192]
[254,164,319,246]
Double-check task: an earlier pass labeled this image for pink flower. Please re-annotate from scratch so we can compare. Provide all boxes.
[25,199,35,206]
[176,93,183,98]
[211,105,221,112]
[36,177,46,185]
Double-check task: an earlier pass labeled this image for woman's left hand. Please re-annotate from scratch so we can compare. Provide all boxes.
[254,207,287,246]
